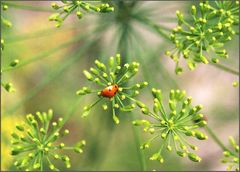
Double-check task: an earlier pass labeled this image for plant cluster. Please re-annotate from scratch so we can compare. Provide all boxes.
[11,110,86,171]
[77,54,148,124]
[133,89,208,163]
[221,136,239,171]
[1,2,19,93]
[49,0,114,27]
[2,0,239,171]
[165,1,239,74]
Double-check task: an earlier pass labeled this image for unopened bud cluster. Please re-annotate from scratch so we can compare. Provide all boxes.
[1,17,20,93]
[49,0,114,27]
[76,54,148,124]
[11,109,86,171]
[165,1,239,74]
[1,2,12,27]
[133,89,208,163]
[221,136,239,171]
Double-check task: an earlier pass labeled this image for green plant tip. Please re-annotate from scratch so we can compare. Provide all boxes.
[11,109,86,171]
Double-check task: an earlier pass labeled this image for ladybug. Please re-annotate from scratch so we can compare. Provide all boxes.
[100,84,118,98]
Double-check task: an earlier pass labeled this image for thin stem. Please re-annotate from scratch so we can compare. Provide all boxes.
[205,126,236,156]
[209,62,239,76]
[130,113,147,171]
[5,39,96,114]
[4,2,52,12]
[2,32,88,73]
[133,15,171,41]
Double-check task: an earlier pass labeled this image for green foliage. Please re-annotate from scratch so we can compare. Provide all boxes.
[1,2,19,93]
[165,1,239,74]
[133,89,208,163]
[11,109,86,171]
[221,136,239,171]
[2,1,239,171]
[1,2,12,28]
[77,54,148,124]
[49,0,114,27]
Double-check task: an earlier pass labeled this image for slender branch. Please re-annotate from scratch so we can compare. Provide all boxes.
[117,25,147,170]
[205,126,236,156]
[130,113,147,171]
[132,15,171,41]
[4,2,52,12]
[5,39,96,114]
[209,62,239,76]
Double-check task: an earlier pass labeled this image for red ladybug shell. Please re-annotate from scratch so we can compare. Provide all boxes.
[100,84,118,98]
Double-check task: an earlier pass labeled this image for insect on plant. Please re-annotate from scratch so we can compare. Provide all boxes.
[76,54,148,124]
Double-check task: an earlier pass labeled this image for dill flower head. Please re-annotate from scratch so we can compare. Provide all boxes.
[11,109,86,171]
[221,136,239,171]
[165,1,239,74]
[76,54,148,124]
[49,0,114,27]
[133,89,208,163]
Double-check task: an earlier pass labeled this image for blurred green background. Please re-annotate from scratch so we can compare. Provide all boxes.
[1,1,239,171]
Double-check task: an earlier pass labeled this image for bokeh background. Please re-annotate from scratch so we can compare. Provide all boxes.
[1,1,239,171]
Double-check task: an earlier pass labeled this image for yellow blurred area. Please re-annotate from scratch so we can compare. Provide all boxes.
[1,115,23,170]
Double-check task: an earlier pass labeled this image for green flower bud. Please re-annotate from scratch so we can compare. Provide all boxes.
[136,101,146,108]
[195,131,208,140]
[188,153,201,162]
[76,11,83,19]
[200,55,209,64]
[113,115,119,125]
[232,81,238,87]
[49,13,60,21]
[177,151,186,157]
[140,142,150,149]
[191,5,196,15]
[9,59,19,67]
[150,153,160,160]
[167,145,172,151]
[141,107,149,115]
[83,70,94,81]
[51,2,59,9]
[16,124,24,131]
[3,4,8,11]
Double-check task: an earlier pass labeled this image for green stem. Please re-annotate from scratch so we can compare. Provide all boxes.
[209,62,239,76]
[4,2,52,12]
[5,39,96,114]
[115,14,147,170]
[133,15,171,41]
[130,114,147,171]
[2,33,87,73]
[205,126,235,155]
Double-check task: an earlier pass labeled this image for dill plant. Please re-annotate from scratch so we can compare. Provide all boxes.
[1,0,239,171]
[11,110,86,171]
[221,136,239,171]
[1,2,20,93]
[77,54,148,124]
[165,1,239,74]
[133,89,207,163]
[49,0,114,27]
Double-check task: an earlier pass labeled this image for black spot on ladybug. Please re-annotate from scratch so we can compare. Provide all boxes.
[108,88,112,91]
[115,85,117,88]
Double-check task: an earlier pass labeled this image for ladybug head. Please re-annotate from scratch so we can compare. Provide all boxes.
[113,84,118,90]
